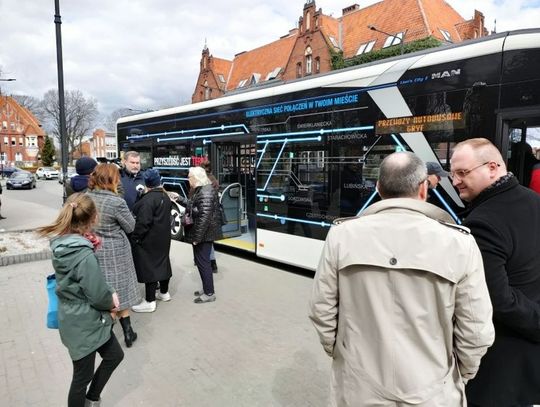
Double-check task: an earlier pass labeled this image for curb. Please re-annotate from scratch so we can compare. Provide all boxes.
[0,249,51,267]
[0,228,52,267]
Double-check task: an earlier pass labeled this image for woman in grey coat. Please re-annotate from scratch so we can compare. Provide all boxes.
[88,163,140,348]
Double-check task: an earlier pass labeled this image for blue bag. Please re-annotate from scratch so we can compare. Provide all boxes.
[46,274,59,329]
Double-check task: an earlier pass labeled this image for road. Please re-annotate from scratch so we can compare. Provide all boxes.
[0,177,64,231]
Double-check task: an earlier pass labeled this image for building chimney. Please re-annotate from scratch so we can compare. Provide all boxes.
[342,4,360,15]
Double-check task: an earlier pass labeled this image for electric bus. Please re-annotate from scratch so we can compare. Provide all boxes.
[117,28,540,270]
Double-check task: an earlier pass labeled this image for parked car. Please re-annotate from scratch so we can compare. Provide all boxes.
[36,167,59,180]
[58,167,77,184]
[0,166,21,177]
[6,171,36,190]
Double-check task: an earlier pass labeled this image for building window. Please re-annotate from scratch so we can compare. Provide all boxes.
[218,74,225,83]
[2,121,6,130]
[305,46,313,75]
[11,138,16,146]
[204,80,210,100]
[0,152,6,162]
[439,29,452,42]
[329,36,339,48]
[3,137,7,145]
[15,152,22,162]
[356,40,376,55]
[237,79,248,88]
[10,122,15,131]
[382,32,403,48]
[315,57,320,74]
[296,62,302,78]
[19,137,23,146]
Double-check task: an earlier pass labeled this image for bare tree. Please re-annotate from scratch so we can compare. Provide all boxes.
[12,95,44,120]
[103,107,137,132]
[41,89,99,160]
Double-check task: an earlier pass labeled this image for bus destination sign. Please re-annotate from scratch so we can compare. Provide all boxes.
[376,112,465,134]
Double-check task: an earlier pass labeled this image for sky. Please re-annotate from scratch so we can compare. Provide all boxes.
[1,0,540,125]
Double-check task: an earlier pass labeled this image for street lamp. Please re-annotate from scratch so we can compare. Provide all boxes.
[368,25,406,55]
[54,0,69,204]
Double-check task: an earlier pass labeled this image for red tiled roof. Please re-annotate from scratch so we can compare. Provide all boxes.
[212,57,232,90]
[340,0,467,58]
[319,14,340,48]
[226,33,297,91]
[420,0,466,42]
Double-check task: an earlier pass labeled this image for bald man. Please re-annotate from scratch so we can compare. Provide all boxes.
[451,138,540,406]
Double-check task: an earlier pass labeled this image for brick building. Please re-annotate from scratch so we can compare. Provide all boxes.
[72,128,117,162]
[0,95,46,166]
[192,0,487,103]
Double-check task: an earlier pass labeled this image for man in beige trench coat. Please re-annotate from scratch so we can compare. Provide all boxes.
[309,151,495,407]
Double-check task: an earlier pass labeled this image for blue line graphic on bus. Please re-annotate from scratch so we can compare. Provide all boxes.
[257,213,332,228]
[256,125,374,140]
[158,130,247,143]
[128,124,250,140]
[257,194,286,202]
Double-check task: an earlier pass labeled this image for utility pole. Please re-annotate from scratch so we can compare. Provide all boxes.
[54,0,68,203]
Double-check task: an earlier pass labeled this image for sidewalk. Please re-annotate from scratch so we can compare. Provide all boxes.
[0,241,330,406]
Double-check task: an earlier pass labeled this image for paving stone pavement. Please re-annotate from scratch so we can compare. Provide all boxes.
[0,240,331,407]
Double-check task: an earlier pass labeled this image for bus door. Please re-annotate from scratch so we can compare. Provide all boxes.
[499,107,540,189]
[211,141,257,251]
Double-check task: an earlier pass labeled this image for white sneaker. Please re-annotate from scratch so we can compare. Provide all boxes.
[131,300,156,313]
[156,292,171,302]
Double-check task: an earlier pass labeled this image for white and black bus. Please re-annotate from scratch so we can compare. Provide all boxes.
[117,28,540,270]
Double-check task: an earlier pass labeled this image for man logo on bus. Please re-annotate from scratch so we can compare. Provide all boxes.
[431,69,461,80]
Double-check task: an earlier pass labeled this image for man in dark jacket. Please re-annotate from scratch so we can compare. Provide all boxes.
[66,156,97,197]
[451,138,540,407]
[120,151,145,211]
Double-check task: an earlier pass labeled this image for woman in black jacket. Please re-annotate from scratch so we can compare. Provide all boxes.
[130,169,173,313]
[178,166,223,303]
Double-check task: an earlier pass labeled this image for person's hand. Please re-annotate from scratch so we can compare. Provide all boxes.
[111,292,120,311]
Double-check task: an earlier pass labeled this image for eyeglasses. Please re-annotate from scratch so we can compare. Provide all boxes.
[450,161,498,179]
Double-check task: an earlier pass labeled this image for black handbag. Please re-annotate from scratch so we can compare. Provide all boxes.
[181,206,193,227]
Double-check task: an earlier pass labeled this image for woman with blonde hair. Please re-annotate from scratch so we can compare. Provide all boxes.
[37,193,123,407]
[177,166,223,303]
[88,163,140,347]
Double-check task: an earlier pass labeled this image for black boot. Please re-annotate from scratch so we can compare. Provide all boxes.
[119,316,137,348]
[211,260,218,273]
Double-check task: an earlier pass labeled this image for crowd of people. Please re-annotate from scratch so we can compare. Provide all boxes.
[40,139,540,406]
[40,151,223,407]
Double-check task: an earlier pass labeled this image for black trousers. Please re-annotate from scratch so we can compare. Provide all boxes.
[193,242,214,295]
[68,331,124,407]
[145,278,170,302]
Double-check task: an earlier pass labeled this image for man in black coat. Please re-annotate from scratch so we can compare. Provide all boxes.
[451,138,540,407]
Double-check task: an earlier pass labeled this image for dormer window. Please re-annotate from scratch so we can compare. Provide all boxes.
[218,74,225,83]
[329,36,339,48]
[266,67,282,81]
[439,29,452,42]
[382,32,403,48]
[237,79,248,88]
[250,73,261,85]
[356,40,376,55]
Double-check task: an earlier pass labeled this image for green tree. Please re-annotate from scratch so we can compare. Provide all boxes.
[40,136,55,166]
